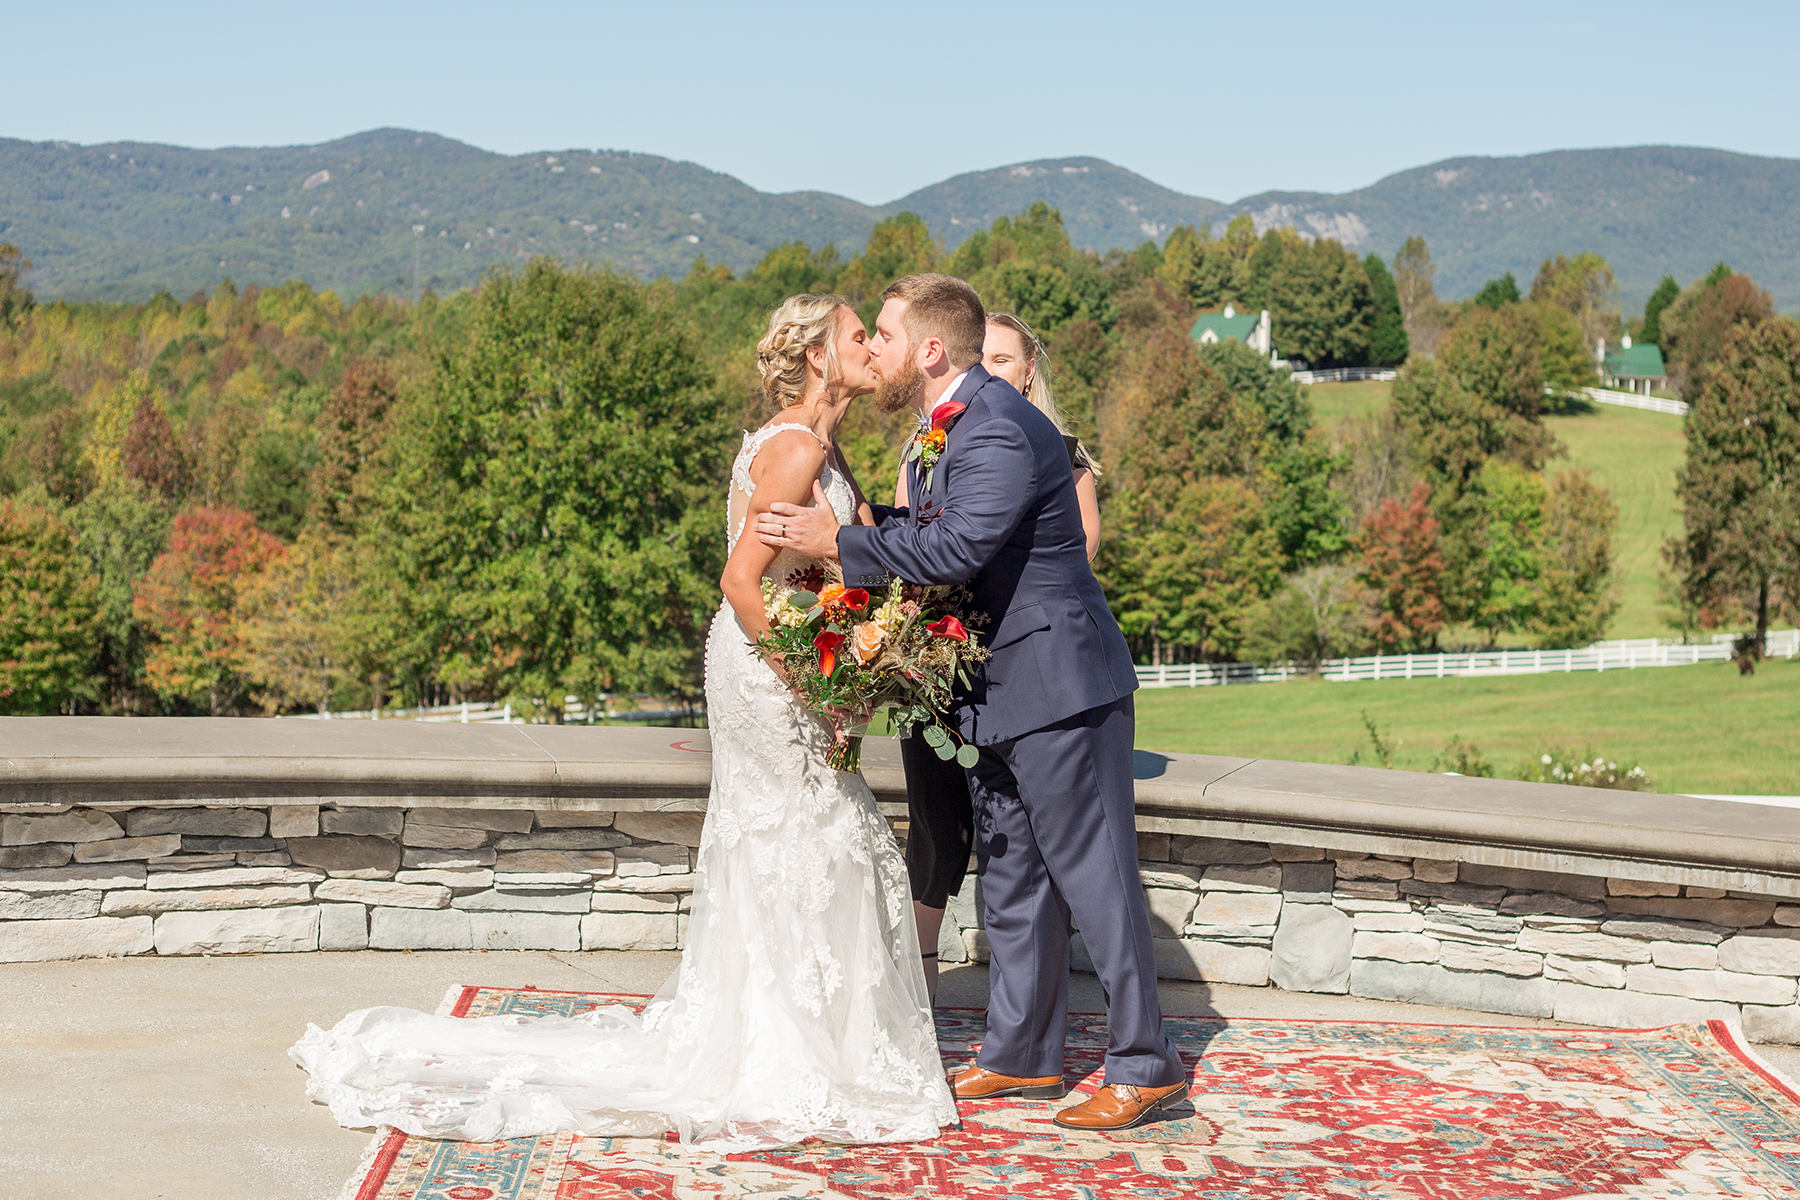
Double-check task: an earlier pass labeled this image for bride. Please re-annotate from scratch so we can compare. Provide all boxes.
[291,295,959,1151]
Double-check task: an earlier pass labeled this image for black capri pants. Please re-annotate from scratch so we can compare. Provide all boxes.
[899,731,975,909]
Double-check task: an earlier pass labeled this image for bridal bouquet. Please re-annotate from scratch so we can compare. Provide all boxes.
[753,566,988,772]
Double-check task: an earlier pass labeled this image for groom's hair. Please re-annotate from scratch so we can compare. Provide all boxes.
[883,274,986,369]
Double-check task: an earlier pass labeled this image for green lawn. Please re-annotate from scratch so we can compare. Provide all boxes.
[1134,656,1799,796]
[1543,403,1687,638]
[1308,379,1390,431]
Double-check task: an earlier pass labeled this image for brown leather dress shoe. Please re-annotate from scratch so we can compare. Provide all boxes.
[1052,1080,1191,1130]
[947,1063,1067,1100]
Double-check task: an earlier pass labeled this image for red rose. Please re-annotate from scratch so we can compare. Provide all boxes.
[813,630,845,675]
[929,399,966,431]
[925,615,968,641]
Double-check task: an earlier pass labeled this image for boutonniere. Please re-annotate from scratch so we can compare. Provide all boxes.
[905,399,965,491]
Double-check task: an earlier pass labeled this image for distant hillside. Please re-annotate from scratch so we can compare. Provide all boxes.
[1221,146,1800,313]
[889,156,1227,251]
[3,130,1796,311]
[0,129,875,301]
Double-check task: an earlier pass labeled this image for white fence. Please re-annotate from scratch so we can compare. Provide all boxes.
[282,696,703,723]
[1288,367,1399,385]
[1578,386,1689,416]
[1135,629,1799,689]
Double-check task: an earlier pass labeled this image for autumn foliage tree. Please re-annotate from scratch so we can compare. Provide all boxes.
[1356,482,1447,653]
[121,392,187,501]
[1667,317,1800,655]
[0,500,102,713]
[309,358,398,535]
[134,508,285,713]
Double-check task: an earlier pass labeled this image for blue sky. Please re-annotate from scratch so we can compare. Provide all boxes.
[7,1,1797,204]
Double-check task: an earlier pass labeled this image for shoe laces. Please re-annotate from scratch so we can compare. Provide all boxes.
[1110,1084,1144,1106]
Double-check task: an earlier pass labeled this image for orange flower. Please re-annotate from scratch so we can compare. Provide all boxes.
[817,584,846,606]
[813,630,845,675]
[852,621,884,664]
[922,429,947,452]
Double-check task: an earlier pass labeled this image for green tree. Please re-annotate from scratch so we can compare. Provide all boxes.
[1194,339,1312,445]
[373,258,725,712]
[0,499,102,713]
[1466,459,1547,644]
[1667,318,1800,656]
[0,244,34,329]
[1639,274,1680,344]
[67,479,171,713]
[1101,476,1283,663]
[1473,273,1521,309]
[1529,301,1599,394]
[239,533,364,714]
[1532,469,1619,647]
[1660,270,1775,398]
[1363,253,1409,367]
[1529,252,1621,345]
[1255,235,1373,367]
[1436,305,1557,469]
[1263,440,1349,570]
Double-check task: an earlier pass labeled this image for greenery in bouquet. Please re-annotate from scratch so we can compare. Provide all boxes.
[751,564,988,772]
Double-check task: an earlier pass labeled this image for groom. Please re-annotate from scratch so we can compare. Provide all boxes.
[756,274,1188,1130]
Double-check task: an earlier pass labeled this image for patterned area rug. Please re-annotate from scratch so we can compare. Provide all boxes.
[336,984,1800,1199]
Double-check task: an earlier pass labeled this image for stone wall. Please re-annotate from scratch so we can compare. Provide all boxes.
[12,803,1800,1047]
[0,805,702,961]
[932,832,1800,1045]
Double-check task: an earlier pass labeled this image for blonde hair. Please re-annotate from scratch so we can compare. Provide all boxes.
[757,294,850,409]
[987,312,1103,478]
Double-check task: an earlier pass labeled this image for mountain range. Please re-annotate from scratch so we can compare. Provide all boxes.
[3,129,1796,312]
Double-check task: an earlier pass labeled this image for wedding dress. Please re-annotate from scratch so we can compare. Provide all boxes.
[290,423,959,1150]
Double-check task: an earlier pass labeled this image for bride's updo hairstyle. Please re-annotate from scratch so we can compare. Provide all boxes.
[756,294,851,409]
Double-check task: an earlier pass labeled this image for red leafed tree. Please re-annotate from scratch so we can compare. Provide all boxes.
[1357,482,1447,653]
[134,508,285,713]
[122,392,187,501]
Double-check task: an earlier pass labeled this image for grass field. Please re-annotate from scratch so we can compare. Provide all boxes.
[1543,403,1687,638]
[1307,381,1688,639]
[1134,655,1799,796]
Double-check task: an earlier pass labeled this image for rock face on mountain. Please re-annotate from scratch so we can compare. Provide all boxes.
[3,130,1794,311]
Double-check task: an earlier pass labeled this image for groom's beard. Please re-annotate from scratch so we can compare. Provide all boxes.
[871,354,924,414]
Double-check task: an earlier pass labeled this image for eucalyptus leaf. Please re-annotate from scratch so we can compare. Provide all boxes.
[932,740,957,761]
[955,743,979,768]
[925,466,936,491]
[789,591,818,610]
[922,725,947,748]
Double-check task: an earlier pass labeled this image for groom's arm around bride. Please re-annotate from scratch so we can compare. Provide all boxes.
[758,274,1189,1131]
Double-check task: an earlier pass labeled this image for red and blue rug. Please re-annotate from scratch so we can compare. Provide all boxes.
[337,985,1800,1199]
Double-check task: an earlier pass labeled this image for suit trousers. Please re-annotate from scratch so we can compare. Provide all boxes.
[965,695,1185,1088]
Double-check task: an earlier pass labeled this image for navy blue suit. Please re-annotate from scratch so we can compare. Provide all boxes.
[839,366,1183,1088]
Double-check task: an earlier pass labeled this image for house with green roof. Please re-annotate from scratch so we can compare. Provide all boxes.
[1596,336,1667,395]
[1189,304,1273,358]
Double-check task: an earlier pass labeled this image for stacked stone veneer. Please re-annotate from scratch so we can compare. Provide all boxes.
[0,805,701,961]
[12,803,1800,1047]
[933,832,1800,1045]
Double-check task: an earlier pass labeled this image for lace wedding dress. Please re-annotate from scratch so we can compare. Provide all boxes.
[291,423,958,1151]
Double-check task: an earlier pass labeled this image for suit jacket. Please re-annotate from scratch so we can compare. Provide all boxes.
[838,365,1137,745]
